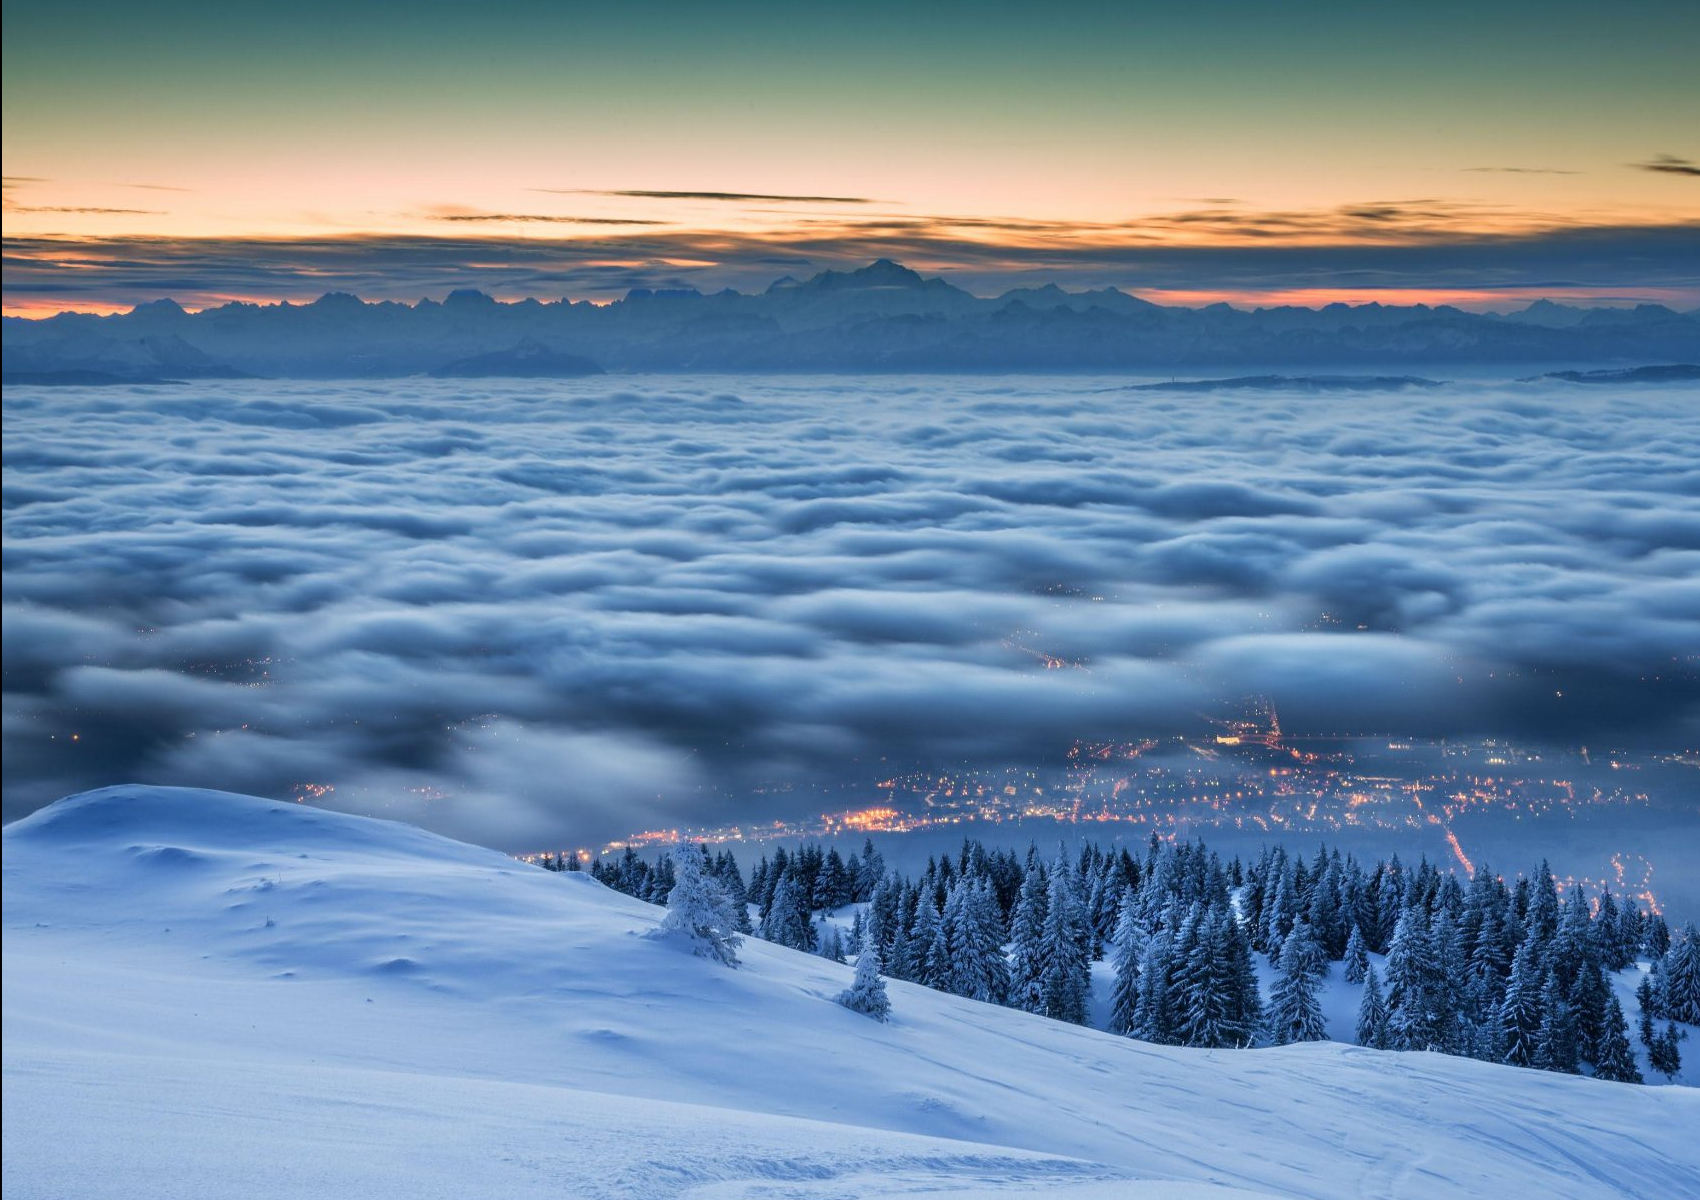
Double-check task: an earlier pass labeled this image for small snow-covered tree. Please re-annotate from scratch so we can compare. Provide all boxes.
[838,927,892,1022]
[649,843,742,966]
[1648,1023,1684,1080]
[1343,923,1369,985]
[818,921,846,962]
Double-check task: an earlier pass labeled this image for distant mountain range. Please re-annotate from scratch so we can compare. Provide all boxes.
[5,260,1698,379]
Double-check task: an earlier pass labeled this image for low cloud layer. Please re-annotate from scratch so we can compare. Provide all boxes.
[4,377,1697,844]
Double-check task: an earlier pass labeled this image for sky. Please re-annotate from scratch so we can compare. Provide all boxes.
[4,0,1698,313]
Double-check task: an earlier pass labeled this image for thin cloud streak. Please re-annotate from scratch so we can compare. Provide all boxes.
[1463,167,1582,175]
[549,188,883,204]
[1636,154,1700,178]
[7,206,165,216]
[430,212,666,226]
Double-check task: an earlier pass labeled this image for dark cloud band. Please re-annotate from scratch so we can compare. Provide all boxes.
[5,219,1697,308]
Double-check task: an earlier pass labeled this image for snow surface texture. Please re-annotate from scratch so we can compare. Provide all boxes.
[5,786,1696,1200]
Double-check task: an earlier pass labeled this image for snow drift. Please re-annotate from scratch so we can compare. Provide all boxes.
[4,786,1695,1199]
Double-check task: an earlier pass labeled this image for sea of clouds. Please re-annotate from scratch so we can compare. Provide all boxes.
[3,375,1697,846]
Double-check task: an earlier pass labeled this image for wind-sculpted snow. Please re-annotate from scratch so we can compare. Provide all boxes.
[3,375,1698,844]
[4,787,1697,1200]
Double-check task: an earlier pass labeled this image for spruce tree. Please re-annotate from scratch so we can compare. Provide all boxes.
[838,928,892,1022]
[1263,869,1294,961]
[818,922,846,962]
[947,879,1009,1003]
[1591,993,1643,1084]
[1133,931,1176,1043]
[1533,971,1580,1074]
[1496,935,1544,1067]
[1267,922,1327,1045]
[1635,975,1658,1053]
[1649,1024,1684,1080]
[1007,866,1050,1014]
[1357,964,1390,1050]
[1183,909,1257,1049]
[1385,908,1439,1051]
[1224,914,1264,1047]
[1571,959,1611,1064]
[1107,890,1143,1036]
[914,894,951,990]
[761,873,815,952]
[1038,861,1090,1025]
[649,843,743,966]
[1659,923,1700,1024]
[1343,923,1369,984]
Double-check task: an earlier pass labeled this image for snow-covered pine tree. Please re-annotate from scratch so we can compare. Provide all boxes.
[910,892,949,990]
[1497,936,1544,1067]
[949,879,1009,1004]
[1224,913,1263,1047]
[1356,963,1390,1049]
[1429,910,1464,1053]
[1594,889,1631,972]
[1133,930,1176,1043]
[1591,993,1643,1084]
[886,904,913,983]
[838,927,892,1022]
[1263,868,1294,962]
[1384,907,1440,1051]
[1659,923,1700,1024]
[1037,856,1090,1025]
[1107,889,1143,1036]
[818,921,846,962]
[1527,861,1560,945]
[648,842,742,966]
[1007,865,1049,1014]
[760,873,815,952]
[816,848,849,912]
[1646,914,1672,959]
[867,877,901,960]
[1635,975,1658,1052]
[1571,958,1611,1064]
[1343,923,1369,984]
[1649,1023,1684,1080]
[1182,909,1254,1049]
[1532,971,1580,1074]
[1267,921,1327,1045]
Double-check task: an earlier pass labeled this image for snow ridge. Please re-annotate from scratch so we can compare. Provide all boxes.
[5,786,1696,1200]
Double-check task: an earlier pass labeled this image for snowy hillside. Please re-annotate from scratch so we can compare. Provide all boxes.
[4,787,1696,1200]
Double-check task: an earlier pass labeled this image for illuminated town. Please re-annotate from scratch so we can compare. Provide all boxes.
[511,701,1691,917]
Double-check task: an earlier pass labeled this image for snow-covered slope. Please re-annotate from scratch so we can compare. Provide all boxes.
[4,787,1695,1200]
